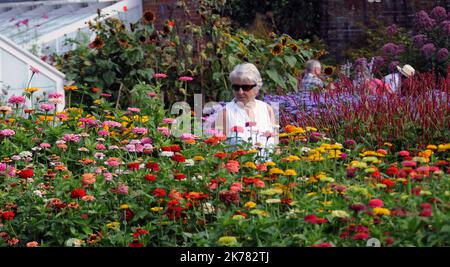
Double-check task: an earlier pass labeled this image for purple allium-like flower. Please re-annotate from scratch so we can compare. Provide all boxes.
[372,56,385,73]
[415,10,436,29]
[386,24,398,35]
[8,95,26,105]
[421,43,437,59]
[412,34,428,48]
[430,6,447,22]
[382,43,404,56]
[437,48,449,62]
[441,20,450,35]
[389,61,400,73]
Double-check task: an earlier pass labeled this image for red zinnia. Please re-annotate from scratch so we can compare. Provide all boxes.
[381,179,395,188]
[2,211,15,220]
[304,214,318,224]
[145,161,160,171]
[71,188,86,199]
[174,173,186,180]
[128,239,144,247]
[171,154,186,163]
[144,174,156,182]
[170,145,181,152]
[19,169,34,179]
[153,188,166,197]
[214,152,227,159]
[127,162,140,171]
[386,166,399,176]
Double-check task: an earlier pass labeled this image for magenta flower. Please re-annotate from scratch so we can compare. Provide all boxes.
[430,6,447,22]
[368,199,383,208]
[442,20,450,36]
[63,134,81,142]
[0,129,15,136]
[48,92,63,98]
[153,73,168,79]
[8,95,26,105]
[412,34,427,49]
[39,103,55,112]
[382,43,404,57]
[421,43,437,59]
[386,24,398,35]
[132,127,148,135]
[147,91,157,97]
[179,76,193,81]
[437,48,449,62]
[415,10,436,29]
[98,129,110,136]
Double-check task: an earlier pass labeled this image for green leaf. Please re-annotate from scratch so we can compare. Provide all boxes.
[284,55,297,68]
[287,73,298,91]
[266,69,286,90]
[102,71,116,86]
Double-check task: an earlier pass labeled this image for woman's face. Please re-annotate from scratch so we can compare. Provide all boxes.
[231,77,259,105]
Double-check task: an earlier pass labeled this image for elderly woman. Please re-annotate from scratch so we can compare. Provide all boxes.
[212,63,278,151]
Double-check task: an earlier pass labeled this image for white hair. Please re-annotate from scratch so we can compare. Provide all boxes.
[229,63,263,88]
[305,59,321,72]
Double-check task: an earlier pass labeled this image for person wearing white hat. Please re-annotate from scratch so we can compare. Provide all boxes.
[383,64,415,94]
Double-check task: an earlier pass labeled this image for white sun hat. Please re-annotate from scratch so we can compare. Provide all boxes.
[396,64,415,77]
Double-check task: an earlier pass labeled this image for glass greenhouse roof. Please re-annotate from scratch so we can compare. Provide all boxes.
[0,1,115,46]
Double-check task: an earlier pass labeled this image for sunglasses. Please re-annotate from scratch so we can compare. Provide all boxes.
[232,84,256,92]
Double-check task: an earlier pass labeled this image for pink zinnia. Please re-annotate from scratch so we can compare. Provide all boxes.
[147,92,157,97]
[118,183,129,195]
[98,130,109,136]
[48,92,63,99]
[8,95,26,105]
[231,125,244,133]
[163,118,175,124]
[225,160,240,173]
[398,150,410,157]
[179,76,193,81]
[40,103,55,112]
[127,107,140,113]
[369,199,384,208]
[132,127,148,135]
[401,160,417,168]
[0,129,16,136]
[63,134,80,142]
[230,182,242,192]
[153,73,168,79]
[30,66,40,74]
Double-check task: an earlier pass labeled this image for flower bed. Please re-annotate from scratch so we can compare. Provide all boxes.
[0,102,449,247]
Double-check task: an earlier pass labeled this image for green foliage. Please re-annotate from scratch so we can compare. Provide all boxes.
[54,2,317,109]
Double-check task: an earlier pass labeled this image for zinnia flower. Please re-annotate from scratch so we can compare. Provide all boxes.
[8,95,26,105]
[179,76,193,81]
[369,199,383,208]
